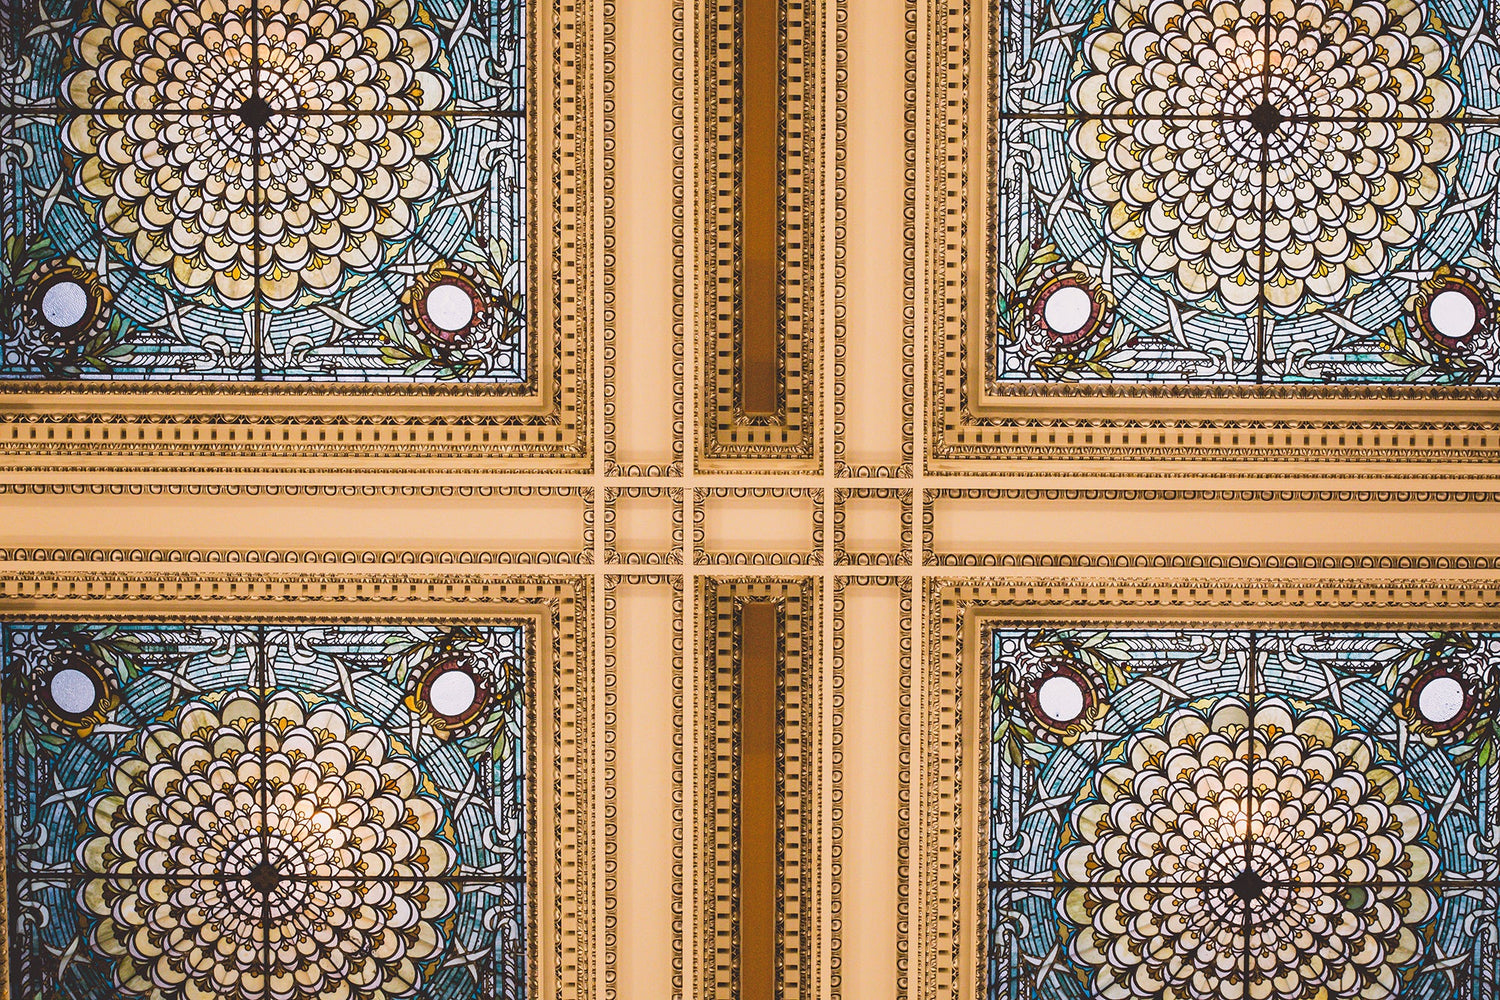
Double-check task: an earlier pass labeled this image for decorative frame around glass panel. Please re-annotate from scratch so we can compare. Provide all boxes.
[987,628,1500,1000]
[988,0,1500,386]
[1,0,528,384]
[2,621,529,1000]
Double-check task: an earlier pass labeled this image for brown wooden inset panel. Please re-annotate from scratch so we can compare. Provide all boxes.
[741,0,781,418]
[738,601,780,1000]
[695,578,821,1000]
[693,0,824,466]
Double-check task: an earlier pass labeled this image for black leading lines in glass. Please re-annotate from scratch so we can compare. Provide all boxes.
[0,622,529,1000]
[2,0,529,382]
[250,0,265,381]
[995,0,1491,385]
[988,627,1499,998]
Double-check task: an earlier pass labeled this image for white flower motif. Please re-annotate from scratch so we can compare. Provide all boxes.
[79,691,457,1000]
[1059,699,1438,1000]
[62,0,453,306]
[1069,0,1461,312]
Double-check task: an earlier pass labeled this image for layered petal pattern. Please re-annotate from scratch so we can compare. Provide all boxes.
[1068,0,1461,313]
[77,691,458,1000]
[61,0,453,307]
[1059,698,1439,1000]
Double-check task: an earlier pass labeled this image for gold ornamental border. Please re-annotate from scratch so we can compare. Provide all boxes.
[0,574,599,1000]
[913,573,1500,1000]
[682,0,831,469]
[912,0,1500,472]
[0,1,604,472]
[682,577,826,1000]
[831,575,913,1000]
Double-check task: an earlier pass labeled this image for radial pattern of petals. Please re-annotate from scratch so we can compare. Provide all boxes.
[1068,0,1462,313]
[78,691,458,1000]
[1059,698,1439,1000]
[62,0,454,307]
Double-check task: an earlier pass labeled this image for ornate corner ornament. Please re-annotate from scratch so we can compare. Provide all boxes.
[913,0,1500,472]
[914,573,1500,1000]
[0,1,603,472]
[0,572,600,1000]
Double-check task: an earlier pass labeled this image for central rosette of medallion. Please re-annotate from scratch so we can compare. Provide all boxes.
[1068,0,1462,313]
[77,691,458,1000]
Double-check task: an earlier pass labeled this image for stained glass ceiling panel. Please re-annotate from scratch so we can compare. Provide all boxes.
[2,621,529,1000]
[992,0,1500,385]
[988,628,1500,999]
[1,0,526,382]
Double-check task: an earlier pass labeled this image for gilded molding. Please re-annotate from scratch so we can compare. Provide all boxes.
[918,486,1500,566]
[833,488,913,567]
[685,0,830,468]
[0,0,604,472]
[602,0,685,479]
[687,577,824,1000]
[918,487,1500,502]
[831,1,912,478]
[914,574,1500,1000]
[692,488,826,566]
[913,0,1500,471]
[830,576,912,1000]
[603,575,685,1000]
[0,483,596,565]
[597,3,683,477]
[922,552,1500,571]
[605,488,686,565]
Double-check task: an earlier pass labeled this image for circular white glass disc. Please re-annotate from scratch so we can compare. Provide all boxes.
[1037,674,1086,724]
[41,281,90,329]
[1042,286,1093,336]
[1430,289,1478,340]
[1416,675,1466,724]
[426,284,475,332]
[429,669,479,716]
[49,668,97,715]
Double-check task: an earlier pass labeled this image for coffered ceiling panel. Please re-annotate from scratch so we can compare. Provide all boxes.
[2,4,1500,1000]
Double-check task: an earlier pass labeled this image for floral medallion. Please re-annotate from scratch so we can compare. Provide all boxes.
[992,0,1500,383]
[989,630,1500,1000]
[80,690,458,1000]
[1060,698,1437,1000]
[3,624,529,1000]
[1069,0,1460,315]
[62,0,453,308]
